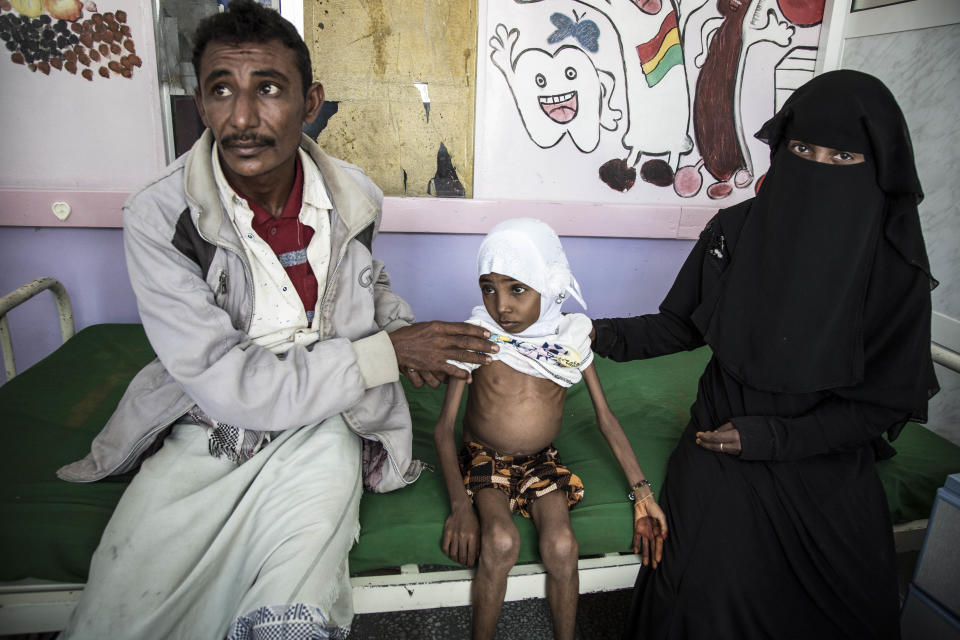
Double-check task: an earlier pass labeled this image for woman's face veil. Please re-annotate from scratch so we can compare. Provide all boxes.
[755,70,923,202]
[757,70,935,287]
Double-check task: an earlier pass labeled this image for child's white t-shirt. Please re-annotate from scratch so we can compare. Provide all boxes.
[450,310,594,387]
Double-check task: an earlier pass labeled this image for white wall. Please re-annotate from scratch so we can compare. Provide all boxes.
[841,16,960,444]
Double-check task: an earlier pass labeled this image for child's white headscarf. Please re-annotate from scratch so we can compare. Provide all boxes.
[474,218,586,338]
[456,218,593,387]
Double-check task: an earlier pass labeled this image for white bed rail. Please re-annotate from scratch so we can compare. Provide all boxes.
[932,342,960,374]
[0,277,75,381]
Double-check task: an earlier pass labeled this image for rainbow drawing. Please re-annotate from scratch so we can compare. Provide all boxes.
[635,10,683,88]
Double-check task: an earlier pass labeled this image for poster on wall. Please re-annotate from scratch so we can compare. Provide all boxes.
[0,0,165,191]
[474,0,825,205]
[0,1,141,80]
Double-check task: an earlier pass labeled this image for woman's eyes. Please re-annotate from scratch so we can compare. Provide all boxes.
[829,150,865,164]
[788,140,863,164]
[512,286,528,295]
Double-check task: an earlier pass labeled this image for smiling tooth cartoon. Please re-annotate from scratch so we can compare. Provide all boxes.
[490,23,621,153]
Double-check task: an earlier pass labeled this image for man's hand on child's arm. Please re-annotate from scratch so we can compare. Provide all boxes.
[632,494,668,569]
[442,503,480,567]
[389,321,498,388]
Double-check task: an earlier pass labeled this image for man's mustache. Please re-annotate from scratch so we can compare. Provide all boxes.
[221,133,276,148]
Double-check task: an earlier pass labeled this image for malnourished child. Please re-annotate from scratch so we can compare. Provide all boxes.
[433,218,667,640]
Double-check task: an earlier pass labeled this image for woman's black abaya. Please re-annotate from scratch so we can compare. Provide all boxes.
[594,70,938,639]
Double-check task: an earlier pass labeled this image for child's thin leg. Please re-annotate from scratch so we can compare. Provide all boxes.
[472,488,521,640]
[530,491,579,640]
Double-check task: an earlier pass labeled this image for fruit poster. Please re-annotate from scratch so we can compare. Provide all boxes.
[0,0,165,191]
[474,0,825,205]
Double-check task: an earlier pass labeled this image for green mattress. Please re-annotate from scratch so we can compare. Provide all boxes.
[1,324,958,583]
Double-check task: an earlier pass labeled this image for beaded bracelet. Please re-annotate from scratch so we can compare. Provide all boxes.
[628,479,653,501]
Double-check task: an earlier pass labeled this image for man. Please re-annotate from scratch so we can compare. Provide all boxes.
[57,2,495,638]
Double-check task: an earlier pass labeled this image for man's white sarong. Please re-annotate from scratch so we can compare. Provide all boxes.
[61,415,362,640]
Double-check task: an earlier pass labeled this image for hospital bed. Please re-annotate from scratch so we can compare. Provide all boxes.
[1,278,958,634]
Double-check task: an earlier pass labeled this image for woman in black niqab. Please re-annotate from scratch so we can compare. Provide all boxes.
[592,70,938,639]
[696,69,938,423]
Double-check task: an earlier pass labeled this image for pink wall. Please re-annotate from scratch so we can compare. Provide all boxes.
[0,191,715,239]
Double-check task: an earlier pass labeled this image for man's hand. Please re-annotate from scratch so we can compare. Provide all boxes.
[631,492,668,569]
[696,422,741,456]
[442,502,480,567]
[389,321,498,388]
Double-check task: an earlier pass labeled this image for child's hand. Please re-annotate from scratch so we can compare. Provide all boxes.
[631,494,668,569]
[442,502,480,567]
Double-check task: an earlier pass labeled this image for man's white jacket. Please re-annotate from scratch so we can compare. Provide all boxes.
[58,130,423,493]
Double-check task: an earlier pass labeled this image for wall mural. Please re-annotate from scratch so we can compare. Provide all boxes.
[0,0,141,81]
[475,0,824,204]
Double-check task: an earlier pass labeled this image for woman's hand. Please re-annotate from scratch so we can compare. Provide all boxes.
[441,502,480,567]
[631,493,668,569]
[696,422,741,455]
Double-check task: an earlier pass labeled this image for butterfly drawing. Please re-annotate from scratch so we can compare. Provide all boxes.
[547,12,601,53]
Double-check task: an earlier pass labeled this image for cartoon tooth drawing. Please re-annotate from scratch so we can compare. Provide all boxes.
[490,23,621,153]
[486,0,822,197]
[517,0,696,182]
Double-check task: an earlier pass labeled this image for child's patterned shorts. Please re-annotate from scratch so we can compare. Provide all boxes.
[458,441,584,518]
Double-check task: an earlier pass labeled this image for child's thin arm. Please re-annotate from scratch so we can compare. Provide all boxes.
[433,378,479,567]
[434,378,470,512]
[581,363,669,568]
[581,364,645,485]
